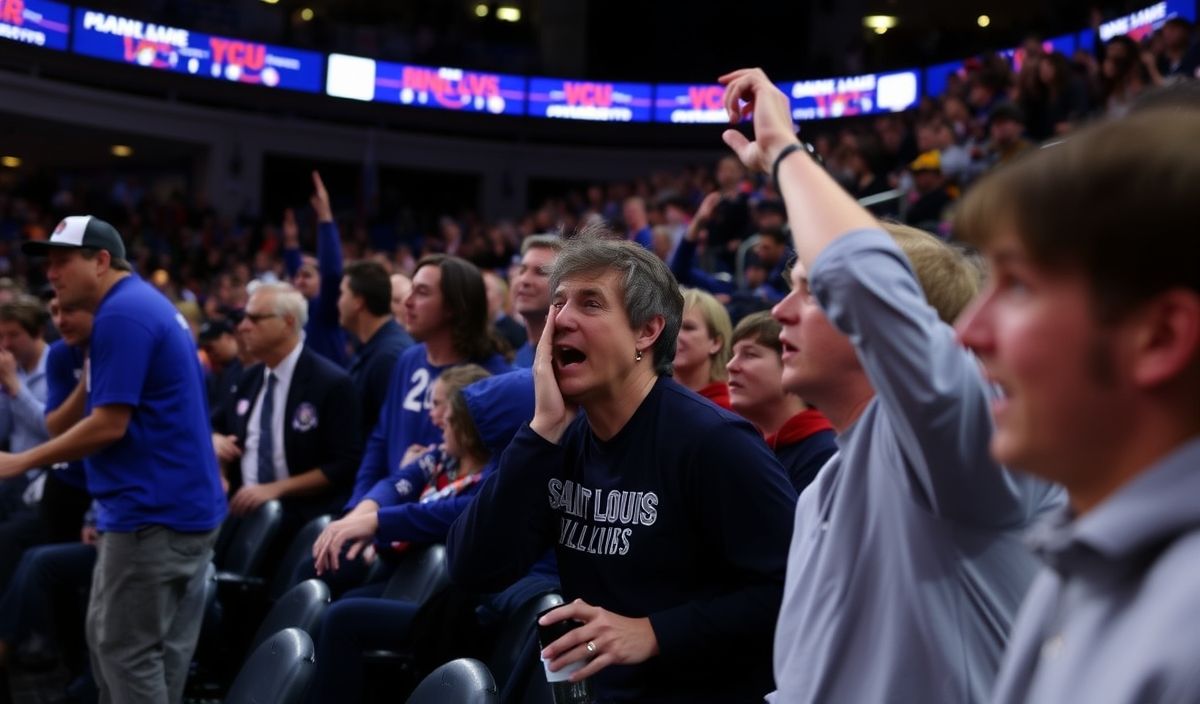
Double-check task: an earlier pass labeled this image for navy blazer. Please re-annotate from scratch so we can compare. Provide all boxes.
[214,345,363,513]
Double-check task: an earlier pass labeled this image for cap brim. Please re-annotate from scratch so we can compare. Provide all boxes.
[20,240,85,256]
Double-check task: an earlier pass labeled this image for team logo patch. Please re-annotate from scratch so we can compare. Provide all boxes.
[236,399,250,416]
[292,402,318,432]
[394,478,414,497]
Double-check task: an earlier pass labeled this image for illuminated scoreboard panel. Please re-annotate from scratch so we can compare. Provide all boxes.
[72,8,324,93]
[326,53,526,116]
[652,84,733,124]
[527,78,652,122]
[781,70,921,121]
[0,0,70,51]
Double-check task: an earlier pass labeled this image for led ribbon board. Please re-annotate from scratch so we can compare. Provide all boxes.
[527,78,651,122]
[783,70,920,120]
[0,0,70,51]
[72,8,323,92]
[652,84,735,124]
[326,53,525,115]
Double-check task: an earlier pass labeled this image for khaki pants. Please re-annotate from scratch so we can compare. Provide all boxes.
[86,525,217,704]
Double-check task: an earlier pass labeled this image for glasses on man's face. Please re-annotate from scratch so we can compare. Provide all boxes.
[243,312,280,324]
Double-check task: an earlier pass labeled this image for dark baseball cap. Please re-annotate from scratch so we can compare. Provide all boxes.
[198,319,236,342]
[21,215,126,260]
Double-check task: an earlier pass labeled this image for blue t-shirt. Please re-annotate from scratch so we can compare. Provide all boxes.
[348,343,510,506]
[513,341,534,369]
[87,276,227,532]
[44,340,87,490]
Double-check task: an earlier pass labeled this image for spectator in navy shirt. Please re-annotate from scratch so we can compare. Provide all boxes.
[338,260,413,435]
[449,225,796,702]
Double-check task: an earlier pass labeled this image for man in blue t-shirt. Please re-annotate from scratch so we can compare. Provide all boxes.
[0,215,226,704]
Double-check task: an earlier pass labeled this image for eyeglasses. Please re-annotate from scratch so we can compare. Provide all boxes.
[242,312,280,324]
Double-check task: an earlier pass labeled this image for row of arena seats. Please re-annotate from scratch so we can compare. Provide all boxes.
[187,500,561,703]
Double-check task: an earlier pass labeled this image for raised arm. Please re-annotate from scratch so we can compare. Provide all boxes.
[719,68,876,270]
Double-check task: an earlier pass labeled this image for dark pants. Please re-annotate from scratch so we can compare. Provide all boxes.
[0,509,43,596]
[0,542,96,673]
[308,595,419,704]
[39,474,92,544]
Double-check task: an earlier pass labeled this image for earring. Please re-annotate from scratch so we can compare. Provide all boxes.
[635,349,643,363]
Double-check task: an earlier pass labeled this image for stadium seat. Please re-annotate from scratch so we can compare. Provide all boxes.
[223,628,315,704]
[249,578,331,653]
[268,513,332,600]
[488,592,563,703]
[217,500,284,582]
[380,543,450,604]
[405,658,499,704]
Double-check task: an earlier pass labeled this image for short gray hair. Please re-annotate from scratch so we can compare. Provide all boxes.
[550,223,683,376]
[251,281,309,329]
[521,233,564,256]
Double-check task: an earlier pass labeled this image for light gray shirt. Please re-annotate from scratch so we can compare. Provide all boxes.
[769,229,1064,703]
[992,437,1200,704]
[0,344,50,454]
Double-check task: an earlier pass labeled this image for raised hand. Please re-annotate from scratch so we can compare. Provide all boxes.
[685,192,723,243]
[282,208,300,248]
[310,170,333,224]
[718,68,800,175]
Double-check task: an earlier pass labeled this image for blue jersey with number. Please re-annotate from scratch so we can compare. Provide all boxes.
[347,343,509,507]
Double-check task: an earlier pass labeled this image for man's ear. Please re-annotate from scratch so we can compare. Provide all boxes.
[1128,288,1200,390]
[94,249,112,275]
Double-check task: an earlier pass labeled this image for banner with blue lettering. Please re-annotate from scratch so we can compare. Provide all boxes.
[0,0,69,51]
[527,78,651,122]
[326,53,526,115]
[72,8,323,93]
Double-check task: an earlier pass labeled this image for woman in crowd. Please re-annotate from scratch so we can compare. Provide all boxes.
[673,288,733,409]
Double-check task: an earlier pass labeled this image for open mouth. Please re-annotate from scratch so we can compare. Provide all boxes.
[555,345,587,368]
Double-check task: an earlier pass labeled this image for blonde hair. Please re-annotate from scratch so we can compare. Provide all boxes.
[681,288,732,381]
[881,222,982,324]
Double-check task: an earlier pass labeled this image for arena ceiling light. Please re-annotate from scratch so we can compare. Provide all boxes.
[1,156,20,168]
[260,0,280,4]
[300,8,314,21]
[863,15,898,35]
[977,15,991,27]
[496,5,521,22]
[475,3,489,18]
[111,145,133,157]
